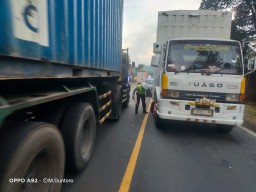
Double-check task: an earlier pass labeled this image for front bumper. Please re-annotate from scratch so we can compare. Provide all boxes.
[156,99,244,126]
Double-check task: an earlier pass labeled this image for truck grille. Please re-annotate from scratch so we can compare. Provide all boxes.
[180,91,226,102]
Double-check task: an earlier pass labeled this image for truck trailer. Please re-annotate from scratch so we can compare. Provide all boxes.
[151,10,245,133]
[0,0,129,191]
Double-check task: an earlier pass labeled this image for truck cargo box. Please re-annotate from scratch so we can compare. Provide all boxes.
[0,0,123,79]
[121,48,129,84]
[156,10,232,43]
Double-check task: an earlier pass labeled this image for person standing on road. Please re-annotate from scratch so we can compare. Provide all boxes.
[132,82,148,114]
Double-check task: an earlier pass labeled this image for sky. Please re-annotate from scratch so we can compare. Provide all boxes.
[122,0,202,66]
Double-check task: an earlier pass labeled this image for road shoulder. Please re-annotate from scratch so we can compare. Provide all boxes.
[243,102,256,133]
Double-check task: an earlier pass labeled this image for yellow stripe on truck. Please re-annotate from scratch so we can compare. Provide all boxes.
[240,76,246,102]
[161,72,168,89]
[240,76,246,94]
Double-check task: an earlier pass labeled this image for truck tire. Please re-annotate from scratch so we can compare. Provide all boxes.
[123,91,130,108]
[118,91,122,119]
[0,122,64,192]
[155,114,163,128]
[150,102,154,113]
[61,103,96,172]
[102,84,122,120]
[39,104,67,128]
[111,89,122,120]
[216,124,234,133]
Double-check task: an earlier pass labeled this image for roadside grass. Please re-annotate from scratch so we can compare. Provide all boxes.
[244,102,256,132]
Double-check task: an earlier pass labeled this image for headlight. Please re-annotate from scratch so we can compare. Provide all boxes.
[169,90,180,98]
[226,94,239,102]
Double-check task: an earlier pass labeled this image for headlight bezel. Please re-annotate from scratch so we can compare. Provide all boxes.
[226,93,240,102]
[168,90,180,98]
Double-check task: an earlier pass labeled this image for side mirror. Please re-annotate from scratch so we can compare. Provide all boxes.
[248,57,256,71]
[153,42,162,54]
[151,54,160,67]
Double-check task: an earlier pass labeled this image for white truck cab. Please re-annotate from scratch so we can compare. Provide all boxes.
[151,10,246,133]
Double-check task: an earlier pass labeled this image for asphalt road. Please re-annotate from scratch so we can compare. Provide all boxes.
[62,98,256,192]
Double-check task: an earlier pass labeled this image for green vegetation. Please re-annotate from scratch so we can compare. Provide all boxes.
[200,0,256,59]
[244,102,256,131]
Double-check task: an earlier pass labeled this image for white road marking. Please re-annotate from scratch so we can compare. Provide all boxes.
[238,125,256,137]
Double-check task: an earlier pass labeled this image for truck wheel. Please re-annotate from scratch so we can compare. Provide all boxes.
[40,104,67,128]
[103,85,122,120]
[155,114,163,128]
[0,122,64,192]
[150,102,154,113]
[61,103,96,172]
[123,91,130,108]
[216,124,234,133]
[112,90,122,120]
[117,91,122,119]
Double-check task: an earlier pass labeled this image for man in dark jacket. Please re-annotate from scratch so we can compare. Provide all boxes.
[132,82,148,114]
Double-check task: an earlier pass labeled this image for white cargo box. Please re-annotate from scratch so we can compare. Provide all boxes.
[156,10,232,43]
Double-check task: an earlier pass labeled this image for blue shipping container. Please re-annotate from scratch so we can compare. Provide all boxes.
[0,0,123,79]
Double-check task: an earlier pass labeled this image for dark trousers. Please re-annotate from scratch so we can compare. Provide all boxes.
[136,93,146,112]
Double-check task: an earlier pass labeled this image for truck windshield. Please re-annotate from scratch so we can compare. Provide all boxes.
[166,40,243,75]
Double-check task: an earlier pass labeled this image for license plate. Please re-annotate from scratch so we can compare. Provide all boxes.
[192,108,213,116]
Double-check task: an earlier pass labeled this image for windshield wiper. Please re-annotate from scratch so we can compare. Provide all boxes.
[201,72,213,75]
[174,70,190,74]
[201,69,223,75]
